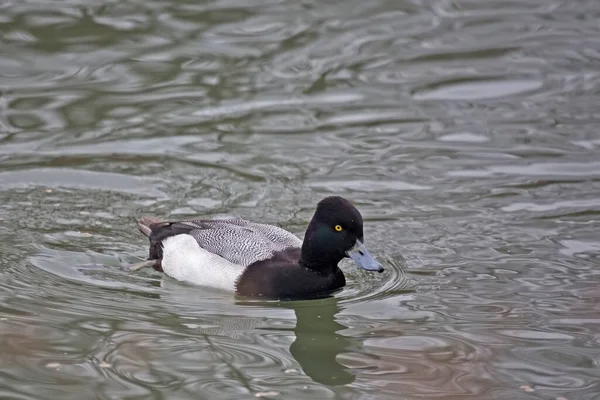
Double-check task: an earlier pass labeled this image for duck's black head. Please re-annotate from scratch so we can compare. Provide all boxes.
[301,196,384,273]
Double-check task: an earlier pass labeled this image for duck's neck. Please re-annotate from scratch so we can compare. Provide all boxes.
[299,220,343,274]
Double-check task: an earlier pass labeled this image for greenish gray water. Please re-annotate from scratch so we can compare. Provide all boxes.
[1,0,600,399]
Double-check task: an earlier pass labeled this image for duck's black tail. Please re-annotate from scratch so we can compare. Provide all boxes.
[137,216,163,238]
[128,215,165,273]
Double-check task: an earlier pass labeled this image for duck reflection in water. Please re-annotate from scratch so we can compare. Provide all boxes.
[289,297,356,385]
[239,295,356,386]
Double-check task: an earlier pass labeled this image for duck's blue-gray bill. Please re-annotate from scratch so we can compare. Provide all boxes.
[346,240,384,273]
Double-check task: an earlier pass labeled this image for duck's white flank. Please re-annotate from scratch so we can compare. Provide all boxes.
[161,234,245,292]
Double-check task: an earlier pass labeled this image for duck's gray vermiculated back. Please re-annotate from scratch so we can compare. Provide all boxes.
[171,218,303,267]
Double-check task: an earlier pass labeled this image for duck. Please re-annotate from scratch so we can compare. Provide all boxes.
[130,196,384,299]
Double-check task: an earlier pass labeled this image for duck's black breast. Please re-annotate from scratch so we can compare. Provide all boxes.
[235,247,346,299]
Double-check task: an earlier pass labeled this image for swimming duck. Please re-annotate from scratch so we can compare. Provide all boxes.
[131,196,384,299]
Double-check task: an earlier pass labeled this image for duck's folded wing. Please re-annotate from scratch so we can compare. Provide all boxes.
[171,219,302,267]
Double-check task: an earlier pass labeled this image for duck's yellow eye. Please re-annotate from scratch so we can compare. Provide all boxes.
[335,225,343,232]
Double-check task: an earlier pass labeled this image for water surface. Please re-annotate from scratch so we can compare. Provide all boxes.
[1,0,600,399]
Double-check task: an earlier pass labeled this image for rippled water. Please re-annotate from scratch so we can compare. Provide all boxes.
[1,0,600,398]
